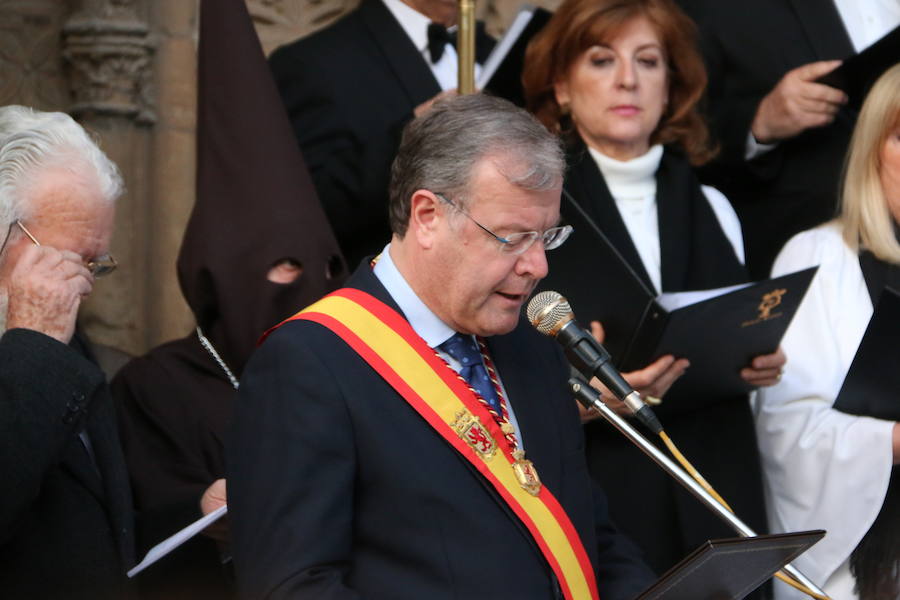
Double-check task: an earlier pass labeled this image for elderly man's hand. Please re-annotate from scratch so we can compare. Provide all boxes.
[578,321,689,423]
[5,245,92,344]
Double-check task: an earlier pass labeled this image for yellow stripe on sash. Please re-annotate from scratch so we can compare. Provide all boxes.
[286,290,598,600]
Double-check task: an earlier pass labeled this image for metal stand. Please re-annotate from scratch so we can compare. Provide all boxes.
[456,0,476,94]
[569,376,829,598]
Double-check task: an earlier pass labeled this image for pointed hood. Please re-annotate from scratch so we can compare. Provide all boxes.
[179,0,347,375]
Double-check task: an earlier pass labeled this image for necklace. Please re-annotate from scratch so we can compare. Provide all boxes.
[436,337,542,495]
[196,326,239,390]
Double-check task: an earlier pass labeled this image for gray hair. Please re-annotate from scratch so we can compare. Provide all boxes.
[388,94,564,236]
[0,105,123,233]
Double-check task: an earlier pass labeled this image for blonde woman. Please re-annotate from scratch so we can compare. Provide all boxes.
[756,64,900,600]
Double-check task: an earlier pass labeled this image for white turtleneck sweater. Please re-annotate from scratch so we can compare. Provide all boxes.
[587,144,745,293]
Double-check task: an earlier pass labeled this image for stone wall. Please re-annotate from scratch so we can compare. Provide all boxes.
[0,0,561,357]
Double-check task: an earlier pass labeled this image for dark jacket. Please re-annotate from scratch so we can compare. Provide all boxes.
[542,145,769,590]
[269,0,493,266]
[677,0,857,278]
[227,263,656,599]
[0,328,135,599]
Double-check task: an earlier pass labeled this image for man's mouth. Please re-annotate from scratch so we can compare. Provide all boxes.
[496,291,526,302]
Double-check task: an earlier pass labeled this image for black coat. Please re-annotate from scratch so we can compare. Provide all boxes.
[677,0,857,278]
[227,263,656,599]
[0,328,135,598]
[543,146,769,588]
[269,0,444,267]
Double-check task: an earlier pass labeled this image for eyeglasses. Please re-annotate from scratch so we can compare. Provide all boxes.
[0,219,117,277]
[435,193,573,255]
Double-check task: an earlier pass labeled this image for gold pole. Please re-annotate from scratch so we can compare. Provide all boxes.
[457,0,476,94]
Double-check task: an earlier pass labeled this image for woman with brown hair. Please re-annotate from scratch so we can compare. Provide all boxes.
[523,0,784,583]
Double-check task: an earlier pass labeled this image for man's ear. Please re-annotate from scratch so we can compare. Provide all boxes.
[408,190,442,250]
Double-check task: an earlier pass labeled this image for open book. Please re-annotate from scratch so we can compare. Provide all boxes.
[538,189,817,401]
[619,267,817,400]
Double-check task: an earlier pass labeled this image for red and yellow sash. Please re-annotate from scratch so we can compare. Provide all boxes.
[270,288,599,600]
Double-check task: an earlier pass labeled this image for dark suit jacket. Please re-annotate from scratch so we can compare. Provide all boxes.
[269,0,444,267]
[540,146,768,586]
[227,263,655,599]
[677,0,856,278]
[0,328,135,598]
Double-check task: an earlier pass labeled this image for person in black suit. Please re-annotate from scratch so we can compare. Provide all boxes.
[0,105,135,598]
[269,0,493,267]
[227,94,656,599]
[677,0,900,278]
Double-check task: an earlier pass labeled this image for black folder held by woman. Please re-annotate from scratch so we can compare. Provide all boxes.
[538,190,817,401]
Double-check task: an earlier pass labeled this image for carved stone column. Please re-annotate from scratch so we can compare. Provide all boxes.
[62,0,159,356]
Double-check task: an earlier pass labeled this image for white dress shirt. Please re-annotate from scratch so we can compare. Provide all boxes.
[756,222,896,600]
[373,243,524,443]
[833,0,900,52]
[588,144,745,294]
[381,0,482,91]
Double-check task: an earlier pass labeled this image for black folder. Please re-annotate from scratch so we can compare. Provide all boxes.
[636,531,825,600]
[833,286,900,421]
[816,24,900,110]
[478,5,552,106]
[619,266,817,400]
[541,190,817,401]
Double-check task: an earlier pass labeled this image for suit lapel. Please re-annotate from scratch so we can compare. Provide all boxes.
[358,0,441,105]
[568,146,656,292]
[59,436,105,500]
[788,0,855,60]
[344,265,555,564]
[88,395,136,566]
[656,152,692,292]
[486,326,562,495]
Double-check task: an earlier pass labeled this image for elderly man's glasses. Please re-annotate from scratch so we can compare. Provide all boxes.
[436,193,573,256]
[0,219,117,277]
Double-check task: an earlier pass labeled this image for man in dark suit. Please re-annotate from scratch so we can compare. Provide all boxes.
[0,105,135,598]
[676,1,898,278]
[228,94,656,599]
[269,0,493,268]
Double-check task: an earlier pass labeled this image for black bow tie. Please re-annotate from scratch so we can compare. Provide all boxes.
[427,22,492,65]
[427,23,455,63]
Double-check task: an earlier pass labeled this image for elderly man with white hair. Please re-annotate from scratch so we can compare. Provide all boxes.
[0,105,135,598]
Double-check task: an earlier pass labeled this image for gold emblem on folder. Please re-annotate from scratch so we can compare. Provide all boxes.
[452,410,496,459]
[742,288,786,327]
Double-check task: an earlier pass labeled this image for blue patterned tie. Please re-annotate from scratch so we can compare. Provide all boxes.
[439,333,502,413]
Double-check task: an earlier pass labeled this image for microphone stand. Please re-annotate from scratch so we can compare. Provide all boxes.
[568,376,829,598]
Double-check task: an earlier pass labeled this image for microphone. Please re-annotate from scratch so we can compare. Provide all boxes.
[527,290,662,434]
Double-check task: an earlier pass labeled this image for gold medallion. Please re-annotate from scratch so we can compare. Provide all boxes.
[511,450,542,496]
[451,410,496,459]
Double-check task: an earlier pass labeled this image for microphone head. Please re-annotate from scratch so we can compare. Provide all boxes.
[526,290,575,336]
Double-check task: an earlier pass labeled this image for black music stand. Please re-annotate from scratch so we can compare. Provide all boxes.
[637,530,825,600]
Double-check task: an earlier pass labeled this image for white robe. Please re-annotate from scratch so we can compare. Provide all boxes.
[756,221,896,599]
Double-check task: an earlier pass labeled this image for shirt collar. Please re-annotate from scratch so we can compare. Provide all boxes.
[372,243,457,348]
[588,144,663,201]
[381,0,434,53]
